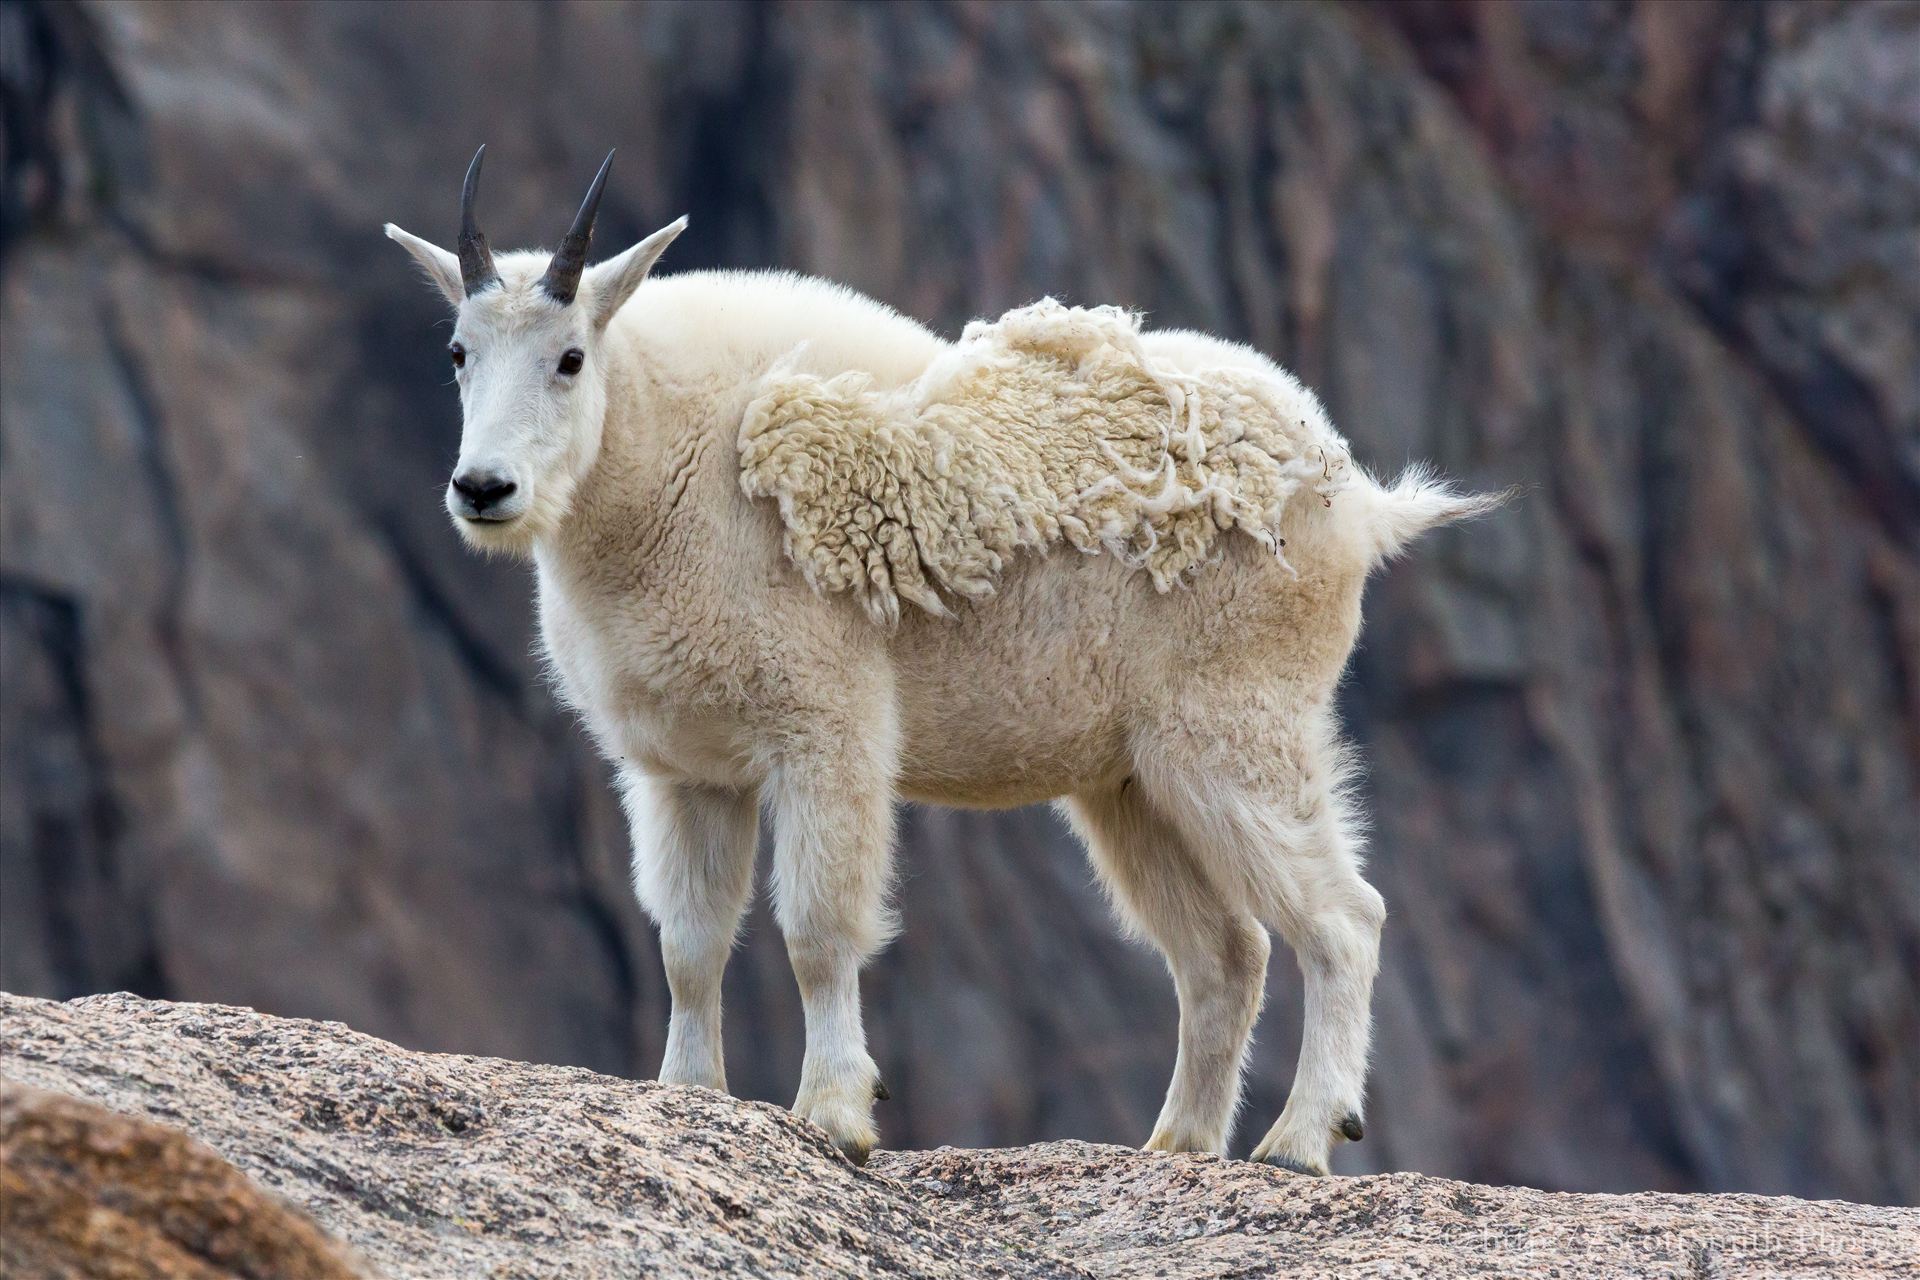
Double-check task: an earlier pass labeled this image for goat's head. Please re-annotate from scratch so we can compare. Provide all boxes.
[385,147,685,553]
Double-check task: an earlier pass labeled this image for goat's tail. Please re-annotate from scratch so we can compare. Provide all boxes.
[1329,464,1511,571]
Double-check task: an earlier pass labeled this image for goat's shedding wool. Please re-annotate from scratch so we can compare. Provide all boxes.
[740,300,1353,624]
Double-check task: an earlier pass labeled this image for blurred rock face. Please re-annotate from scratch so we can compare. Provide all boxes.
[1,0,1913,1202]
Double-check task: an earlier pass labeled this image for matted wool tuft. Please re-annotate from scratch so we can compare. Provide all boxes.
[739,299,1353,625]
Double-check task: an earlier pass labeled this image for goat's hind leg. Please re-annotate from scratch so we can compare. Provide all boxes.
[622,771,760,1093]
[1067,783,1271,1156]
[1143,707,1384,1176]
[1243,802,1383,1177]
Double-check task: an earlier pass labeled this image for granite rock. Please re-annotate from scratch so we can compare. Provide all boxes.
[1,1080,372,1280]
[5,992,1916,1280]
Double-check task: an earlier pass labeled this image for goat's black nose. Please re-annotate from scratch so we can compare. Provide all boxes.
[451,471,517,514]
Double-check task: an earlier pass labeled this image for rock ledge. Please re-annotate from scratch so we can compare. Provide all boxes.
[2,993,1912,1279]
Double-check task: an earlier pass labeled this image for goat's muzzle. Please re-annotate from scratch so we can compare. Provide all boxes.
[450,470,519,521]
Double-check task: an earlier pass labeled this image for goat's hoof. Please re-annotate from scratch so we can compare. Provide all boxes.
[1261,1154,1326,1177]
[795,1067,881,1168]
[1338,1113,1365,1142]
[873,1079,891,1102]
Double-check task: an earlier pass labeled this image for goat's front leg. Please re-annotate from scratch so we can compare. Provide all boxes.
[766,741,897,1164]
[622,770,759,1093]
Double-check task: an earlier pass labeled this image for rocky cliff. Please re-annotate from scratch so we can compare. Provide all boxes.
[1,0,1915,1205]
[5,993,1916,1279]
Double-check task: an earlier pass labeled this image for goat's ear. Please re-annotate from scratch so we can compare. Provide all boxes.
[585,216,688,330]
[384,223,464,309]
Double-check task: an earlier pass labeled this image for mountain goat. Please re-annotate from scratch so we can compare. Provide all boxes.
[385,148,1500,1175]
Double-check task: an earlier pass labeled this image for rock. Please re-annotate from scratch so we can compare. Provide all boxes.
[2,0,1916,1206]
[0,992,1064,1280]
[879,1144,1920,1280]
[4,993,1916,1280]
[1,1080,372,1280]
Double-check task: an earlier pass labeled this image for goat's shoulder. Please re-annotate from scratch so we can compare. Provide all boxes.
[612,269,948,392]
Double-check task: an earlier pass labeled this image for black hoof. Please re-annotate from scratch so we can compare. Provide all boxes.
[1338,1114,1365,1142]
[1263,1154,1324,1177]
[873,1079,891,1102]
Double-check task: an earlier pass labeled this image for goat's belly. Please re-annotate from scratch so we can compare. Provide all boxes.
[892,634,1134,807]
[895,706,1129,808]
[887,553,1149,807]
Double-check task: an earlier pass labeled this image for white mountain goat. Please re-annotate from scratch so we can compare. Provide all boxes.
[386,149,1501,1173]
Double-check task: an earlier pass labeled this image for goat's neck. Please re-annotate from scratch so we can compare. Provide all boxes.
[535,341,681,595]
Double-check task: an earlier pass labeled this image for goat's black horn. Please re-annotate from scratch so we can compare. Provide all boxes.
[539,149,614,304]
[458,145,499,296]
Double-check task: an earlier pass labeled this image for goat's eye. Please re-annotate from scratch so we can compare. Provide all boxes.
[448,342,466,369]
[557,348,585,376]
